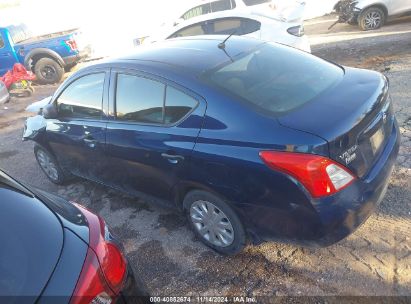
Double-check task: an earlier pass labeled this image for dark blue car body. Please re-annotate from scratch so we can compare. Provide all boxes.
[24,36,400,248]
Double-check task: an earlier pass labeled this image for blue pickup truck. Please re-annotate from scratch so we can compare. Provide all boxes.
[0,24,90,84]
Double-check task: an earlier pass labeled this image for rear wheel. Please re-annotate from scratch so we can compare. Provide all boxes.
[34,58,64,84]
[359,6,385,30]
[34,145,70,184]
[184,190,246,255]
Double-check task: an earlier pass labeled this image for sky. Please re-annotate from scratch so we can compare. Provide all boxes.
[0,0,191,56]
[0,0,338,57]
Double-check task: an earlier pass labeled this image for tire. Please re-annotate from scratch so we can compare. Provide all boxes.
[34,58,64,84]
[34,145,70,185]
[183,190,246,255]
[358,6,386,31]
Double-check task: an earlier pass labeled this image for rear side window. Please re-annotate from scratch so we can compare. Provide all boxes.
[182,4,211,20]
[204,43,344,115]
[181,0,235,20]
[165,87,198,124]
[116,74,165,124]
[115,74,197,125]
[243,0,271,6]
[57,73,105,119]
[0,35,4,49]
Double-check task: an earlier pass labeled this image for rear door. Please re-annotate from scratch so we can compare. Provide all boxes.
[104,70,206,202]
[46,70,109,181]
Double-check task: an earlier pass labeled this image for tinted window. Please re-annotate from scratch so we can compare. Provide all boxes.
[211,18,260,35]
[57,73,105,119]
[204,43,344,114]
[165,87,197,124]
[170,22,209,38]
[0,35,4,48]
[116,74,165,124]
[211,0,234,12]
[243,0,271,6]
[182,3,211,20]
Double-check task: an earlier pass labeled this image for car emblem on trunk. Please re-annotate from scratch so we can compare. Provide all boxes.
[339,145,358,165]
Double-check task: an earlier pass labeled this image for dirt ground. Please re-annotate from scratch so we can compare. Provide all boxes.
[0,14,410,301]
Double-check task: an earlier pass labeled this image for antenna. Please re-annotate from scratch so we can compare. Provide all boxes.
[218,31,236,49]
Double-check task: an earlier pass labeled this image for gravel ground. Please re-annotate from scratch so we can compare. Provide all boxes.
[0,14,410,301]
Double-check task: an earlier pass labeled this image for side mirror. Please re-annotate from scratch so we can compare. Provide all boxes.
[42,103,58,119]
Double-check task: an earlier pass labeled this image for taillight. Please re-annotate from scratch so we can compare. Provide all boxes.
[71,204,127,304]
[259,151,355,198]
[66,39,78,51]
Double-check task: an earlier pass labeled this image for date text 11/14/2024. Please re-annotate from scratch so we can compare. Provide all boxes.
[149,296,257,303]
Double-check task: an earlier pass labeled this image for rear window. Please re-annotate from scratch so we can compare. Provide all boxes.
[6,24,33,44]
[243,0,271,6]
[204,43,344,115]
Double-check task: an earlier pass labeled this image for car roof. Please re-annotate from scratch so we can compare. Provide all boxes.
[101,36,265,76]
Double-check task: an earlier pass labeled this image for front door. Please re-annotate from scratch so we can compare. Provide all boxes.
[389,0,411,15]
[0,30,18,76]
[105,70,206,202]
[46,71,109,181]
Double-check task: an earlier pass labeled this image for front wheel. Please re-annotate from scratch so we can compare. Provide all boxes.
[184,190,246,255]
[34,145,70,185]
[34,58,64,84]
[358,7,385,30]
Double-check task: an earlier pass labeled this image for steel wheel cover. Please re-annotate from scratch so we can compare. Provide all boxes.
[190,200,234,247]
[37,150,59,181]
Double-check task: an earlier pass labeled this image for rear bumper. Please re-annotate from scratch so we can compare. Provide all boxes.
[118,262,149,303]
[246,120,400,246]
[62,49,91,66]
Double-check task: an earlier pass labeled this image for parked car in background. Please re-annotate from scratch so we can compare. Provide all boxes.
[24,36,399,255]
[134,0,305,46]
[0,24,90,84]
[0,169,147,303]
[334,0,411,30]
[0,80,9,104]
[143,11,310,52]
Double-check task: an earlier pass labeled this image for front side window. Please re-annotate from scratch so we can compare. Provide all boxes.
[0,35,4,49]
[57,73,105,119]
[116,74,165,124]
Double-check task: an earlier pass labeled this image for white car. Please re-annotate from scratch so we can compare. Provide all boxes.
[143,11,311,53]
[335,0,411,30]
[133,0,305,46]
[175,0,305,24]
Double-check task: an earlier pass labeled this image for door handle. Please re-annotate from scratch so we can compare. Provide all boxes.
[161,153,184,164]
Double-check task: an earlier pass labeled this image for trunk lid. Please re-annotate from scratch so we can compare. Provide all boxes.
[278,67,393,178]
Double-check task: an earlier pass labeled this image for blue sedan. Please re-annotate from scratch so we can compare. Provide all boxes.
[24,36,400,255]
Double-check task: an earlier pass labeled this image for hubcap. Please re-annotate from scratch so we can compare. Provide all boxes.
[190,200,234,247]
[37,150,59,181]
[364,11,382,29]
[41,65,57,80]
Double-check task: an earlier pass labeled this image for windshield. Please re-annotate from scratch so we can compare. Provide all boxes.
[204,43,344,115]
